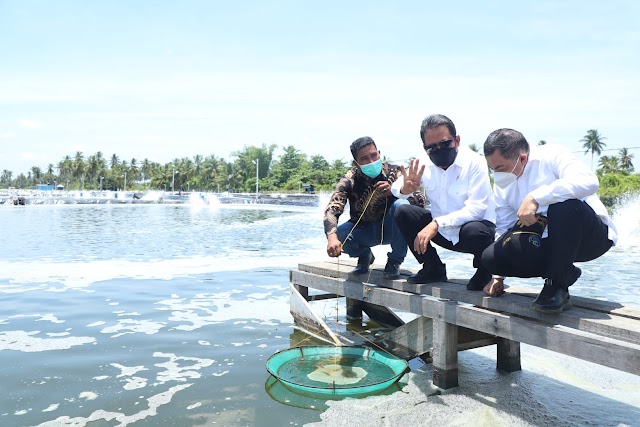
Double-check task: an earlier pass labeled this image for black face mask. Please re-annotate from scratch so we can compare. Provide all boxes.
[428,147,457,168]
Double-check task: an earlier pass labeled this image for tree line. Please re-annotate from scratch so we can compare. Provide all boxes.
[0,144,351,193]
[1,130,638,207]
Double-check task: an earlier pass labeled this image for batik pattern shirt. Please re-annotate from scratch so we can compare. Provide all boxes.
[323,162,426,237]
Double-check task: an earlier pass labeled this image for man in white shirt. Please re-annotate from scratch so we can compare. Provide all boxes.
[481,128,617,313]
[391,114,496,290]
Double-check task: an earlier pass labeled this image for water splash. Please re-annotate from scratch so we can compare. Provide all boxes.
[610,194,640,248]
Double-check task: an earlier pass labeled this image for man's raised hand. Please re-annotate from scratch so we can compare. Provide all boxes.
[399,159,425,195]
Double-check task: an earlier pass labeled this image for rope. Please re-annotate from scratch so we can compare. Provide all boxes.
[290,182,402,362]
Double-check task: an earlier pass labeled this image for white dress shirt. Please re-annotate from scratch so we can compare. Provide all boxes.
[391,146,496,245]
[493,144,618,244]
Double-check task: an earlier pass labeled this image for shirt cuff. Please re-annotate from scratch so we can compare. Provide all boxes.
[433,215,448,228]
[393,188,412,199]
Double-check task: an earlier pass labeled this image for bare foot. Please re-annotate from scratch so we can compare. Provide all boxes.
[484,279,505,297]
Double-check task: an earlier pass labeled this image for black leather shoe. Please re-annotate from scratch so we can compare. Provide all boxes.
[406,263,447,284]
[383,261,401,280]
[467,268,492,291]
[351,250,375,275]
[531,279,571,313]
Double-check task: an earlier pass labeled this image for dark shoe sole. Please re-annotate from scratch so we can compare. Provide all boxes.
[466,281,487,291]
[383,273,401,280]
[531,298,572,314]
[406,275,447,284]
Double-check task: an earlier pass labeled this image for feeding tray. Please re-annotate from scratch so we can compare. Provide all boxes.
[266,346,408,396]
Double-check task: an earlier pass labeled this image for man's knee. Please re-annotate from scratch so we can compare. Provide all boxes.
[392,198,410,208]
[393,202,414,223]
[461,221,495,245]
[547,199,582,217]
[336,222,353,242]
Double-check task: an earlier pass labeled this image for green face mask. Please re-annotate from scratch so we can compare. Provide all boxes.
[359,159,383,178]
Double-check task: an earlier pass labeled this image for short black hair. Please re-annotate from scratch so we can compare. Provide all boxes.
[483,128,530,159]
[419,114,457,143]
[350,136,377,159]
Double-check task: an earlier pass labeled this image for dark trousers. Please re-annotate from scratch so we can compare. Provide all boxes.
[394,204,496,272]
[481,199,613,288]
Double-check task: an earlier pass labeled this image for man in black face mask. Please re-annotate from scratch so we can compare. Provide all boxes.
[390,114,497,290]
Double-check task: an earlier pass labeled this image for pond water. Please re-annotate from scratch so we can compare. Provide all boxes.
[1,196,638,426]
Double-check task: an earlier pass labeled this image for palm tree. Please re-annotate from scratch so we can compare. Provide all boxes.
[73,151,85,186]
[618,148,634,172]
[538,140,547,146]
[581,129,607,169]
[467,143,480,153]
[110,154,120,170]
[1,169,13,187]
[598,155,620,174]
[31,166,42,185]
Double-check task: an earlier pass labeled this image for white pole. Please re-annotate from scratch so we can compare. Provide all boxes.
[253,159,259,198]
[124,172,127,191]
[172,169,175,192]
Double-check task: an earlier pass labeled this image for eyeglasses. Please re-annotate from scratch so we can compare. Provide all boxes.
[423,139,454,154]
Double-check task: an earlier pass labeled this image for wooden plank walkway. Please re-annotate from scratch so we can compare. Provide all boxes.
[290,260,640,389]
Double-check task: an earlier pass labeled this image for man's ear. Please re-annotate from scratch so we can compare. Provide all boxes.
[352,160,359,169]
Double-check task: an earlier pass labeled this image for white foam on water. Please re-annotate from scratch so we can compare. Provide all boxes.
[86,321,106,327]
[111,363,148,378]
[2,314,65,324]
[78,392,98,401]
[153,352,215,385]
[0,248,323,293]
[186,402,202,410]
[100,319,166,338]
[35,383,192,427]
[123,377,148,391]
[0,330,95,352]
[155,288,292,332]
[42,404,59,413]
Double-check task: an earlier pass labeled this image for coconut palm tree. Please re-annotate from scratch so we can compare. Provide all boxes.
[618,148,634,172]
[110,154,120,170]
[1,169,13,187]
[580,129,607,169]
[31,166,43,185]
[538,140,547,146]
[598,156,620,174]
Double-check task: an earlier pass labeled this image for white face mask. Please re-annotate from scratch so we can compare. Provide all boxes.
[493,158,520,189]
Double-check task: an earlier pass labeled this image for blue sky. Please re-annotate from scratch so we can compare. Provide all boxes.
[1,0,639,175]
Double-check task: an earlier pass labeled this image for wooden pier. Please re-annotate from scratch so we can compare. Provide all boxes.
[290,260,640,389]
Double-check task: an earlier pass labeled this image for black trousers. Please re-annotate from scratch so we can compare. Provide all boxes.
[481,199,613,288]
[394,204,496,272]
